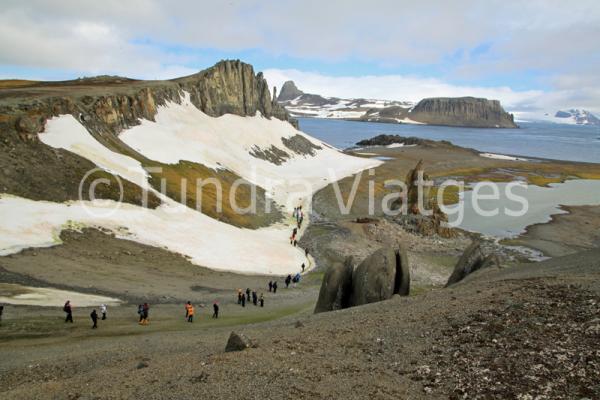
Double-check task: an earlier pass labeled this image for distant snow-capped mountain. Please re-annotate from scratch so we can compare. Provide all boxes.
[514,109,600,126]
[554,109,600,125]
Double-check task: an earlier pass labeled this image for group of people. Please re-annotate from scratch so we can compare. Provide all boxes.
[63,301,107,328]
[285,273,302,288]
[237,288,264,307]
[184,301,219,322]
[61,299,221,329]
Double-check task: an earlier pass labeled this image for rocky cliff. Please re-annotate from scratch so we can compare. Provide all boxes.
[0,60,296,207]
[409,97,517,128]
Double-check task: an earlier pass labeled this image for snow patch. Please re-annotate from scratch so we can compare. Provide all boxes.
[480,153,528,161]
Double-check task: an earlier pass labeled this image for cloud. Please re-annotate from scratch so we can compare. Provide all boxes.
[0,0,599,111]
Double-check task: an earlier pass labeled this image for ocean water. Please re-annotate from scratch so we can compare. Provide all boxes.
[298,118,600,163]
[447,180,600,237]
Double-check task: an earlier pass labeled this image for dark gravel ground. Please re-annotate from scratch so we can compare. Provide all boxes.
[0,249,598,399]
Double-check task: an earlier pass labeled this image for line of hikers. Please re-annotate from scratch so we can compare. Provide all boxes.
[61,299,219,328]
[237,288,265,307]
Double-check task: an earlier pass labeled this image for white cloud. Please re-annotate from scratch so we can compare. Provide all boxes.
[0,0,599,111]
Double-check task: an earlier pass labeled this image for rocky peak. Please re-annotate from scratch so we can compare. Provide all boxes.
[277,80,304,102]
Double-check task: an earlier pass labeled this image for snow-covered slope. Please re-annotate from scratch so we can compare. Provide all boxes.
[0,92,380,275]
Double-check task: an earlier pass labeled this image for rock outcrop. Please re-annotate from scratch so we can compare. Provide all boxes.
[315,246,410,313]
[356,135,430,147]
[410,97,517,128]
[225,332,258,352]
[314,256,354,313]
[445,241,499,287]
[351,246,410,306]
[277,81,304,102]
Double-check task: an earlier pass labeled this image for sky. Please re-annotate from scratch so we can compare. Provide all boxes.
[1,0,599,113]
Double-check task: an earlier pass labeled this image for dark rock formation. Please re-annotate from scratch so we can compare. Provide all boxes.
[225,332,258,352]
[445,242,499,287]
[314,256,354,313]
[410,97,517,128]
[277,80,304,102]
[356,135,429,147]
[281,134,322,156]
[350,246,410,307]
[277,80,338,107]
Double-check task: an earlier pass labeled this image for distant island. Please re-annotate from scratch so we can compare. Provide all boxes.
[276,80,518,128]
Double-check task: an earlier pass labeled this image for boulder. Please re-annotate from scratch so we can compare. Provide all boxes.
[314,256,354,313]
[351,246,411,307]
[225,332,257,352]
[394,245,411,296]
[445,242,499,287]
[15,115,41,134]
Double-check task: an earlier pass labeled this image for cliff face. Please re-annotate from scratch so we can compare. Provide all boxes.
[410,97,517,128]
[0,60,296,206]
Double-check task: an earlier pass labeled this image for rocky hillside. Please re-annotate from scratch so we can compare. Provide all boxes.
[409,97,517,128]
[0,60,296,209]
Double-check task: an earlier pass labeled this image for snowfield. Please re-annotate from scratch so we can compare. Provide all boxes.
[0,283,122,307]
[118,92,378,208]
[1,93,380,275]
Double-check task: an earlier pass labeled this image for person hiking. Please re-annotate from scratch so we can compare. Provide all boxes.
[305,248,309,257]
[246,288,251,302]
[100,304,107,320]
[259,293,264,307]
[64,300,73,323]
[185,301,193,321]
[301,263,305,273]
[285,274,292,288]
[0,305,4,325]
[241,293,246,307]
[272,281,278,293]
[237,288,243,304]
[90,309,98,329]
[268,281,273,292]
[212,301,219,319]
[293,227,297,236]
[252,291,258,306]
[140,303,150,325]
[137,304,144,323]
[186,302,194,323]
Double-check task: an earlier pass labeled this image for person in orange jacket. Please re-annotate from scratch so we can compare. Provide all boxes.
[185,301,194,323]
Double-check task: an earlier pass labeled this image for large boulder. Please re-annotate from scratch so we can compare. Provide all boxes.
[225,332,257,352]
[445,242,499,287]
[394,245,411,296]
[314,256,354,313]
[350,246,411,307]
